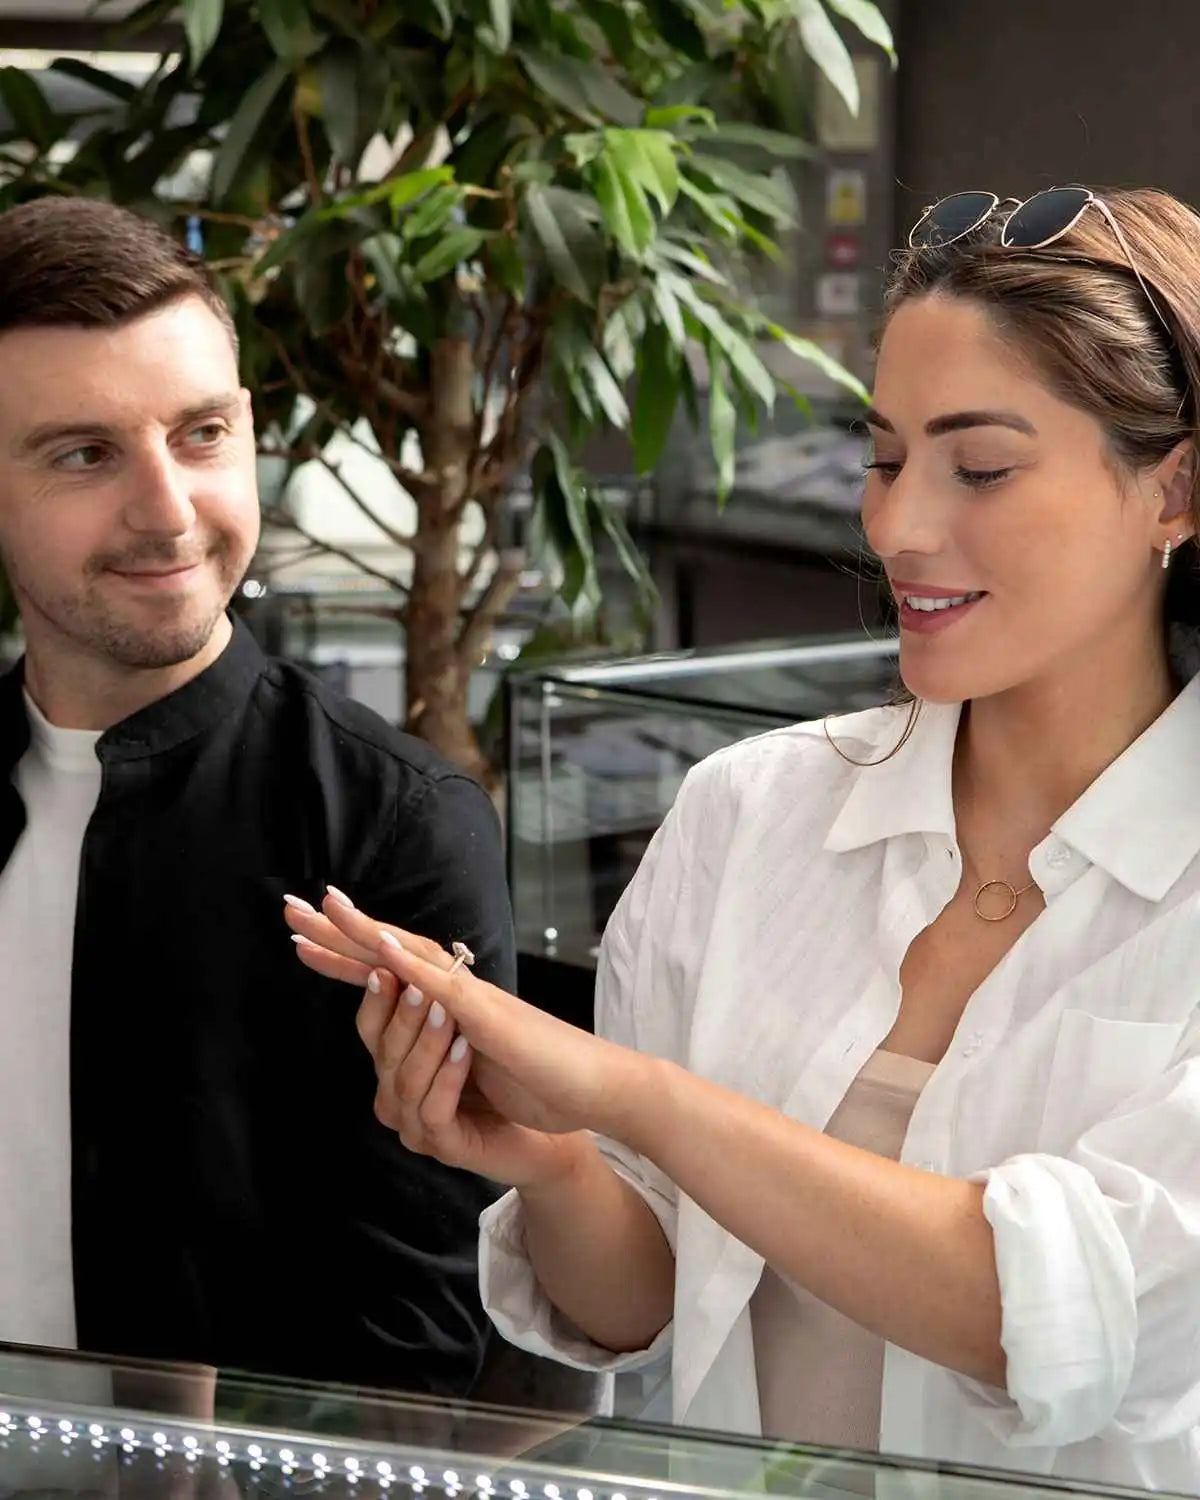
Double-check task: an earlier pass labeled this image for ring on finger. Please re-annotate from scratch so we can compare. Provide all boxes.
[446,941,476,977]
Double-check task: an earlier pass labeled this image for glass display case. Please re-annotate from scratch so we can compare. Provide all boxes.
[505,634,899,969]
[0,1342,1177,1500]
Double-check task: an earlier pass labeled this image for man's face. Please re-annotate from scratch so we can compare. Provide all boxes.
[0,295,259,671]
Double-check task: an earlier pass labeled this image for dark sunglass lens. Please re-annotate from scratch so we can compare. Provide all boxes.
[909,192,998,247]
[1002,186,1091,247]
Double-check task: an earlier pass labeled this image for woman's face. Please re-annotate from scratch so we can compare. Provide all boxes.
[863,294,1176,704]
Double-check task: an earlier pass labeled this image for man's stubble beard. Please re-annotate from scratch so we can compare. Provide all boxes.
[13,545,243,672]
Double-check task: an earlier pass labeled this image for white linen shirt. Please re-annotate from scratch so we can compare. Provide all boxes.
[480,685,1200,1492]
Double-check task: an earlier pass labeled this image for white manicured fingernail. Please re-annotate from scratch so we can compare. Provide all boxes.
[326,885,354,908]
[428,1001,446,1029]
[284,894,315,913]
[291,934,316,948]
[366,971,382,994]
[404,986,424,1008]
[379,931,403,952]
[449,1035,469,1064]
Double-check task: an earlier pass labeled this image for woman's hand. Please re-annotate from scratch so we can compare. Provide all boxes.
[284,890,642,1185]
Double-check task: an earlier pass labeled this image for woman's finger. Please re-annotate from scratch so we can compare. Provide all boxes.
[377,995,458,1136]
[293,935,374,987]
[320,888,452,967]
[414,1038,472,1145]
[284,900,378,966]
[375,934,507,1042]
[356,967,401,1056]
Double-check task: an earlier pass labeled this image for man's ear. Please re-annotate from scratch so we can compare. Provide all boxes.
[1157,441,1196,527]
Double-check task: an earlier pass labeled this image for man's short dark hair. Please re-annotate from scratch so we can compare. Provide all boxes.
[0,196,237,349]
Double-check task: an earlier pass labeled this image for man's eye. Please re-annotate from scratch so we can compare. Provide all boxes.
[55,445,108,471]
[186,422,228,446]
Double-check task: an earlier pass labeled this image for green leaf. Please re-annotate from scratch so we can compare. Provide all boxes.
[319,40,388,166]
[670,277,775,408]
[590,491,658,618]
[0,69,59,152]
[705,121,818,159]
[211,57,289,201]
[792,0,858,115]
[688,152,794,222]
[593,155,637,257]
[579,344,629,428]
[707,347,737,505]
[525,184,595,302]
[411,225,486,281]
[515,48,641,127]
[488,0,512,51]
[607,128,679,214]
[650,278,686,347]
[181,0,225,71]
[654,238,729,284]
[258,0,325,62]
[644,103,715,132]
[631,319,680,473]
[762,318,870,401]
[49,58,137,102]
[676,175,738,240]
[824,0,895,62]
[401,181,462,238]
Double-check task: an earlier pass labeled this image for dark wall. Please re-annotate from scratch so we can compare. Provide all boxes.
[894,0,1200,236]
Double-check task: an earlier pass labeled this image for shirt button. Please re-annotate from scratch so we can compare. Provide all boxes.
[961,1031,984,1057]
[1045,841,1073,870]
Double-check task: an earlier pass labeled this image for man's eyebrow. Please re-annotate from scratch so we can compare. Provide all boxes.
[14,393,243,457]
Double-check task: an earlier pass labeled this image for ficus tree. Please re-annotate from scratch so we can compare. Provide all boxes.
[0,0,886,780]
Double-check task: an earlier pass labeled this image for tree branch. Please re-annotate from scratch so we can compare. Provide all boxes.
[293,91,323,206]
[457,547,525,668]
[261,505,410,605]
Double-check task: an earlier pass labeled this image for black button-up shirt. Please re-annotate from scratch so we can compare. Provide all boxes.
[0,618,515,1396]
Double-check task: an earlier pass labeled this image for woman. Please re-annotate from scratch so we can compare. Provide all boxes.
[286,187,1200,1490]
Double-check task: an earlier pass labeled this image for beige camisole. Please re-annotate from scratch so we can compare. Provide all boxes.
[749,1049,935,1448]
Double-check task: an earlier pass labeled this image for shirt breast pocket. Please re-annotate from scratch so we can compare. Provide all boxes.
[1037,1009,1186,1154]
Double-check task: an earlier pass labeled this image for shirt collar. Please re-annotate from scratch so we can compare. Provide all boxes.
[823,676,1200,903]
[1053,672,1200,901]
[0,614,266,774]
[824,698,961,852]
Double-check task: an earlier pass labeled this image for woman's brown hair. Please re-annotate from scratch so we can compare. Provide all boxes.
[884,187,1200,626]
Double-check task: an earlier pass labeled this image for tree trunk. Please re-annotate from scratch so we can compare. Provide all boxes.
[405,336,494,787]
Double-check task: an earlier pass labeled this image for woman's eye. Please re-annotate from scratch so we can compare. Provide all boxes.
[955,466,1013,489]
[864,460,902,483]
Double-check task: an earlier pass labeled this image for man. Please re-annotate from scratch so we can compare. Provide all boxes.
[0,196,515,1397]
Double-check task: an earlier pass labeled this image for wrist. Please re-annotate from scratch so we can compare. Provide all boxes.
[516,1131,597,1204]
[598,1048,677,1155]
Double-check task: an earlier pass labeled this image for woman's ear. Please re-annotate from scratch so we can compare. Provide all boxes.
[1157,441,1197,527]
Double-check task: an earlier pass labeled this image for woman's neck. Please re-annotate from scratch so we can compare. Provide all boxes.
[954,635,1177,848]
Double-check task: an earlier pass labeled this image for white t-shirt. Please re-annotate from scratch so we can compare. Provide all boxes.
[0,692,102,1349]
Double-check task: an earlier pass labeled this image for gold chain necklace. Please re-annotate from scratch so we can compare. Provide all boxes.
[972,876,1036,922]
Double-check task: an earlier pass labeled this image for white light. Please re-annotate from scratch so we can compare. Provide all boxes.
[251,1460,263,1471]
[282,1465,294,1476]
[544,1487,560,1498]
[410,1467,427,1481]
[377,1462,394,1477]
[0,1413,9,1424]
[476,1477,492,1491]
[123,1443,134,1454]
[279,1449,295,1464]
[58,1420,73,1433]
[28,1416,44,1429]
[155,1447,167,1458]
[89,1425,104,1438]
[92,1439,104,1449]
[120,1429,135,1442]
[215,1441,232,1455]
[186,1449,198,1461]
[61,1434,72,1444]
[346,1458,361,1471]
[248,1444,263,1459]
[183,1436,199,1450]
[444,1472,460,1487]
[313,1453,328,1468]
[152,1433,167,1447]
[579,1490,593,1500]
[218,1455,229,1467]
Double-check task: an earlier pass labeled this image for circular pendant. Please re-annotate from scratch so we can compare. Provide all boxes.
[974,879,1020,922]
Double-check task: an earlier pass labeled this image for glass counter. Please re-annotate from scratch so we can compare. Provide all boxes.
[0,1342,1178,1500]
[504,634,899,969]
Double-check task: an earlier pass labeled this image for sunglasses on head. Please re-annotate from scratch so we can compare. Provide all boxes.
[907,185,1172,342]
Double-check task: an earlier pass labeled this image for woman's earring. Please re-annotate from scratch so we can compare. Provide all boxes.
[1163,538,1174,570]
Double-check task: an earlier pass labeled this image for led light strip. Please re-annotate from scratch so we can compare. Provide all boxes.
[0,1403,657,1500]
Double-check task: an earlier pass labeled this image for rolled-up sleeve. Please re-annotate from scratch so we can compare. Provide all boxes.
[479,761,733,1368]
[964,1036,1200,1449]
